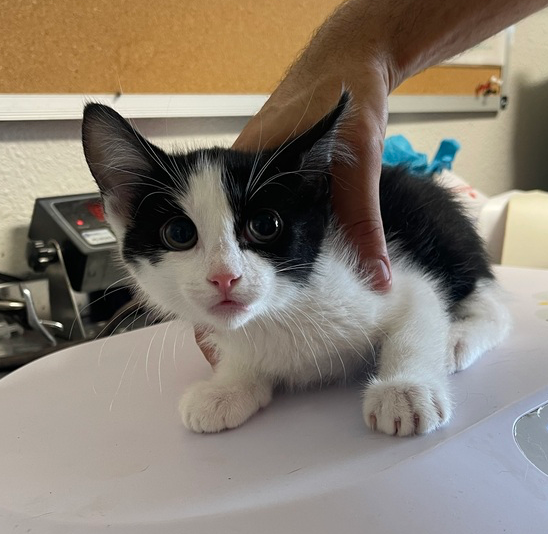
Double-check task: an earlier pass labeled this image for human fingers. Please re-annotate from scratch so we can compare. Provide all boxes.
[332,105,392,291]
[194,326,218,367]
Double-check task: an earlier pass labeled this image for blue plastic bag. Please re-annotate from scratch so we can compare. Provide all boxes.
[382,135,460,175]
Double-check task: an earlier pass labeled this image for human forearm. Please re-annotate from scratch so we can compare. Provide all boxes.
[377,0,548,88]
[289,0,548,92]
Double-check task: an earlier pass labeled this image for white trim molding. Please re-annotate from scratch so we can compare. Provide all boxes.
[0,94,270,121]
[388,95,500,114]
[0,93,500,122]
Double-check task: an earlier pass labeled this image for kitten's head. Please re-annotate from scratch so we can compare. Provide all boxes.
[82,94,351,330]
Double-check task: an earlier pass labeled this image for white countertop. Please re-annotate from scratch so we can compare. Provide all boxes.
[0,266,547,533]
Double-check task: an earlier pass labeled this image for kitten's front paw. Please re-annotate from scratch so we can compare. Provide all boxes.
[179,379,272,433]
[362,378,452,436]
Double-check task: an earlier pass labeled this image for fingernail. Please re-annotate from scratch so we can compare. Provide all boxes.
[371,259,391,292]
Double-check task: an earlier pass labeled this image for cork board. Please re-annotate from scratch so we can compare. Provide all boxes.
[396,66,501,95]
[1,0,501,96]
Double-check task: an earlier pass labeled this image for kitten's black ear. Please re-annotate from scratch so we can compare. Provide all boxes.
[280,91,355,172]
[82,104,157,221]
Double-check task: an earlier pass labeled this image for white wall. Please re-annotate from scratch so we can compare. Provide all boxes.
[1,9,547,278]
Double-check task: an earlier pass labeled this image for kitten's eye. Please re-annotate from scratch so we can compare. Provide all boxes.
[160,217,198,250]
[246,209,283,244]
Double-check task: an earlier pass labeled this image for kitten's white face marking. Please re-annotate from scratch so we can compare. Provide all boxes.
[128,161,290,330]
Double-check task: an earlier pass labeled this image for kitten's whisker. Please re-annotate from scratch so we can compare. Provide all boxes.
[125,117,185,187]
[289,304,336,379]
[247,84,319,195]
[241,324,256,353]
[172,325,180,372]
[248,83,320,195]
[92,299,144,342]
[269,257,306,268]
[92,114,175,184]
[135,190,174,216]
[290,266,376,362]
[264,311,300,362]
[128,309,156,395]
[281,309,323,387]
[302,295,374,363]
[249,168,328,200]
[245,114,264,197]
[290,302,347,384]
[166,148,188,193]
[95,301,142,370]
[91,163,172,193]
[109,344,138,412]
[68,275,134,340]
[145,328,160,383]
[275,263,315,274]
[373,324,396,350]
[121,305,150,333]
[265,311,300,367]
[157,321,172,395]
[165,198,184,212]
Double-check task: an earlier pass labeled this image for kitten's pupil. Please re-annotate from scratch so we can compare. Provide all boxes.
[246,210,283,244]
[161,217,198,251]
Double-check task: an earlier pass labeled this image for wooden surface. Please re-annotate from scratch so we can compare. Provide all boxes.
[1,0,501,95]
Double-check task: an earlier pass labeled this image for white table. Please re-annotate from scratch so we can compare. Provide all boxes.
[1,266,547,533]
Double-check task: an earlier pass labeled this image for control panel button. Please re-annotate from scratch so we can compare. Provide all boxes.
[81,229,117,246]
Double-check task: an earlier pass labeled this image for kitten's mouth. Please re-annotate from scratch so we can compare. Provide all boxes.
[210,300,250,316]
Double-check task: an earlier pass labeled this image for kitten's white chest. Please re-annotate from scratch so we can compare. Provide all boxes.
[212,271,382,387]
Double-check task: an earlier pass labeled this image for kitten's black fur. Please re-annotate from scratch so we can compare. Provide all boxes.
[83,95,492,311]
[379,168,493,306]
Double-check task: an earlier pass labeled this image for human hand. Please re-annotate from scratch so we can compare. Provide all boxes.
[194,326,218,367]
[234,69,392,290]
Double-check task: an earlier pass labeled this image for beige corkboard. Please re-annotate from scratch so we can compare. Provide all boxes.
[1,0,500,95]
[395,66,502,95]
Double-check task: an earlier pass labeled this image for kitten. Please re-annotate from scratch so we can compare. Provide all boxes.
[82,94,510,436]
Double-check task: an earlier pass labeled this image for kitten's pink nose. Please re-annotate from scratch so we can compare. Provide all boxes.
[208,273,241,294]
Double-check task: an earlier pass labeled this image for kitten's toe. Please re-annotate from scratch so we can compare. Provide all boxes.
[179,379,272,433]
[448,325,483,374]
[362,378,452,436]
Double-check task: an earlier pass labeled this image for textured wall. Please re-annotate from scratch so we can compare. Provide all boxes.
[0,117,248,276]
[386,10,548,196]
[1,10,547,277]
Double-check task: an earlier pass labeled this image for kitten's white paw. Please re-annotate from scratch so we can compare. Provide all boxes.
[448,324,483,374]
[362,378,452,436]
[179,379,272,433]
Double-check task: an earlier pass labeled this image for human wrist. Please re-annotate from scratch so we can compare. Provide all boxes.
[290,3,401,96]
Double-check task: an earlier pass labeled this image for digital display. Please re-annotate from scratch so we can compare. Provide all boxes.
[54,198,113,245]
[87,201,105,222]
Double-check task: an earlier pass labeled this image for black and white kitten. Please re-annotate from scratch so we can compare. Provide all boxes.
[82,94,510,436]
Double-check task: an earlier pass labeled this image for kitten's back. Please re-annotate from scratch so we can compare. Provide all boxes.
[379,166,493,308]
